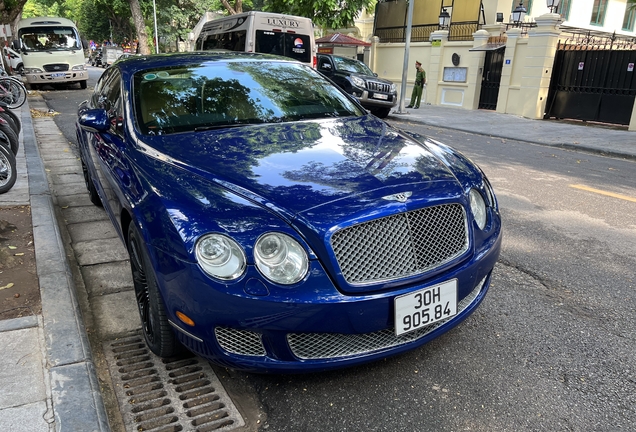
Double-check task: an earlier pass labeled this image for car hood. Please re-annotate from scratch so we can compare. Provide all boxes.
[137,115,458,218]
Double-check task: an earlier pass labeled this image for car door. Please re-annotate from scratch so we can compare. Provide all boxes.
[87,67,128,236]
[317,55,335,80]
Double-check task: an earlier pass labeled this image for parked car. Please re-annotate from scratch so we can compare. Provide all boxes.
[316,53,397,118]
[76,52,501,373]
[3,47,23,74]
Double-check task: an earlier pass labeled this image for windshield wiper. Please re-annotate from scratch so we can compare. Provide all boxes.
[194,123,248,132]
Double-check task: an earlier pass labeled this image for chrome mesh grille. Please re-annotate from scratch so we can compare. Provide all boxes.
[367,80,391,93]
[287,276,486,360]
[331,204,468,284]
[215,327,266,357]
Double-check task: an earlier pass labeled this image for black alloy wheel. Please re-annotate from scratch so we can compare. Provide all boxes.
[127,223,181,357]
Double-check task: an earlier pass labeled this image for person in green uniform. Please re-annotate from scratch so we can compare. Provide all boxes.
[406,61,426,109]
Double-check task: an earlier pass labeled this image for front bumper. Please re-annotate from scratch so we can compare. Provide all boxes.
[353,89,398,109]
[151,227,501,373]
[25,70,87,84]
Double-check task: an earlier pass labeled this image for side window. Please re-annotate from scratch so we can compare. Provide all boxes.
[98,70,123,135]
[318,58,332,72]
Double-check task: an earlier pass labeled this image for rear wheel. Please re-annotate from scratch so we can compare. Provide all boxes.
[0,144,17,194]
[127,223,181,357]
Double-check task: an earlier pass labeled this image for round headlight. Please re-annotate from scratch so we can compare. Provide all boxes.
[254,233,308,285]
[196,234,246,280]
[469,189,487,230]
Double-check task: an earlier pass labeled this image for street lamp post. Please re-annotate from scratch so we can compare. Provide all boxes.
[511,1,527,27]
[438,9,451,29]
[153,0,159,54]
[546,0,561,14]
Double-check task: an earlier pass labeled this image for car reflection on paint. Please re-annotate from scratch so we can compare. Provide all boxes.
[76,52,502,373]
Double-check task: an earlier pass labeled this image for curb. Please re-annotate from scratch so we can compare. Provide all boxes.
[388,112,636,162]
[22,99,110,432]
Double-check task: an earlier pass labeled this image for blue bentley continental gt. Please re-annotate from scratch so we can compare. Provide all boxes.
[76,52,502,372]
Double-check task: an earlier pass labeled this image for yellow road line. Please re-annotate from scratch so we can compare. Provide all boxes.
[570,184,636,203]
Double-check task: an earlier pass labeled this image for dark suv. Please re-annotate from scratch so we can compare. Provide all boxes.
[316,53,397,118]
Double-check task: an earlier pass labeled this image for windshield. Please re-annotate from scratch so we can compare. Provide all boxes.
[333,56,374,75]
[19,26,81,52]
[133,60,364,135]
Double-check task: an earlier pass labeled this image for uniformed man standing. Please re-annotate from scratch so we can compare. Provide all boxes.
[406,61,426,109]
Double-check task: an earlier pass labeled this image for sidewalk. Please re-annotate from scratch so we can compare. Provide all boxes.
[0,93,635,432]
[389,103,636,161]
[0,97,109,431]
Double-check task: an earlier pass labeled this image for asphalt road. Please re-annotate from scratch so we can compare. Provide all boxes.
[40,70,636,431]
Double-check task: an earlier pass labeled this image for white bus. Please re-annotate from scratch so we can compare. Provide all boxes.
[192,11,316,67]
[14,17,87,90]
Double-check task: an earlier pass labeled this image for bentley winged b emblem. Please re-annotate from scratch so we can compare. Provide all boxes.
[382,191,412,203]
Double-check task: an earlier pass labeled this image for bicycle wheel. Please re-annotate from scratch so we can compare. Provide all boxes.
[1,108,21,135]
[0,78,26,109]
[0,111,19,136]
[0,120,18,154]
[6,79,26,109]
[0,143,17,194]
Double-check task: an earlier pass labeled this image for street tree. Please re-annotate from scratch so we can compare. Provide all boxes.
[263,0,374,29]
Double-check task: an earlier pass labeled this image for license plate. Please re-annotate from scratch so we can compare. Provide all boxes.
[50,73,65,78]
[394,280,457,336]
[373,93,388,100]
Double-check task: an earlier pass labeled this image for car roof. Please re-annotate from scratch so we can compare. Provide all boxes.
[114,51,295,74]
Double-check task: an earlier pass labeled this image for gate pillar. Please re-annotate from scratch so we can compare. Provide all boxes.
[519,13,562,119]
[630,98,636,131]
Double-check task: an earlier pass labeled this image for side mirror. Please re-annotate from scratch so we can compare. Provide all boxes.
[78,109,110,133]
[373,73,378,77]
[11,40,22,51]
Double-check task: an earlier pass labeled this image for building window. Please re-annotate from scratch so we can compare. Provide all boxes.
[559,0,572,20]
[623,6,636,31]
[590,0,607,26]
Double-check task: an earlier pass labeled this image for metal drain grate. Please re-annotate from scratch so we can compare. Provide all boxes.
[103,335,245,432]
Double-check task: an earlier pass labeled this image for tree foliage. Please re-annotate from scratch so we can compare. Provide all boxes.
[263,0,373,29]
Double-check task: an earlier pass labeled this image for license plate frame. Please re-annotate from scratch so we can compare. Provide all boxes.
[50,72,66,78]
[394,279,457,336]
[373,93,389,100]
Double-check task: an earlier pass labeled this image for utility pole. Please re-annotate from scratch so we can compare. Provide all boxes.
[397,0,415,113]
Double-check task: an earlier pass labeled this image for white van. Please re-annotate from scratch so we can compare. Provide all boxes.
[14,17,87,89]
[192,11,316,67]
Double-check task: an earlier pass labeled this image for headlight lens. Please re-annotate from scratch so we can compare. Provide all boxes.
[351,76,366,88]
[390,83,397,92]
[72,64,86,71]
[196,234,246,280]
[254,233,308,285]
[25,68,43,73]
[469,189,487,230]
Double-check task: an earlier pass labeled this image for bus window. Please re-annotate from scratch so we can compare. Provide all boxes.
[255,31,310,63]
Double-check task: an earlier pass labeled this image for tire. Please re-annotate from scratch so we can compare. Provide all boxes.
[0,111,19,136]
[372,107,391,118]
[0,79,27,109]
[16,64,24,75]
[127,223,181,357]
[80,156,102,207]
[79,80,87,89]
[0,120,18,155]
[0,108,20,135]
[0,143,17,194]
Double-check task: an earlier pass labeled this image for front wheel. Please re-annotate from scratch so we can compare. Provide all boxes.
[371,107,391,119]
[79,80,87,89]
[127,223,181,357]
[0,144,17,194]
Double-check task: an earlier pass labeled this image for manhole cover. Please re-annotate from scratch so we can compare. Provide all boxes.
[104,335,245,432]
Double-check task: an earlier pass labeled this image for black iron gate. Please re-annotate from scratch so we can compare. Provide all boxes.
[478,48,505,110]
[545,33,636,125]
